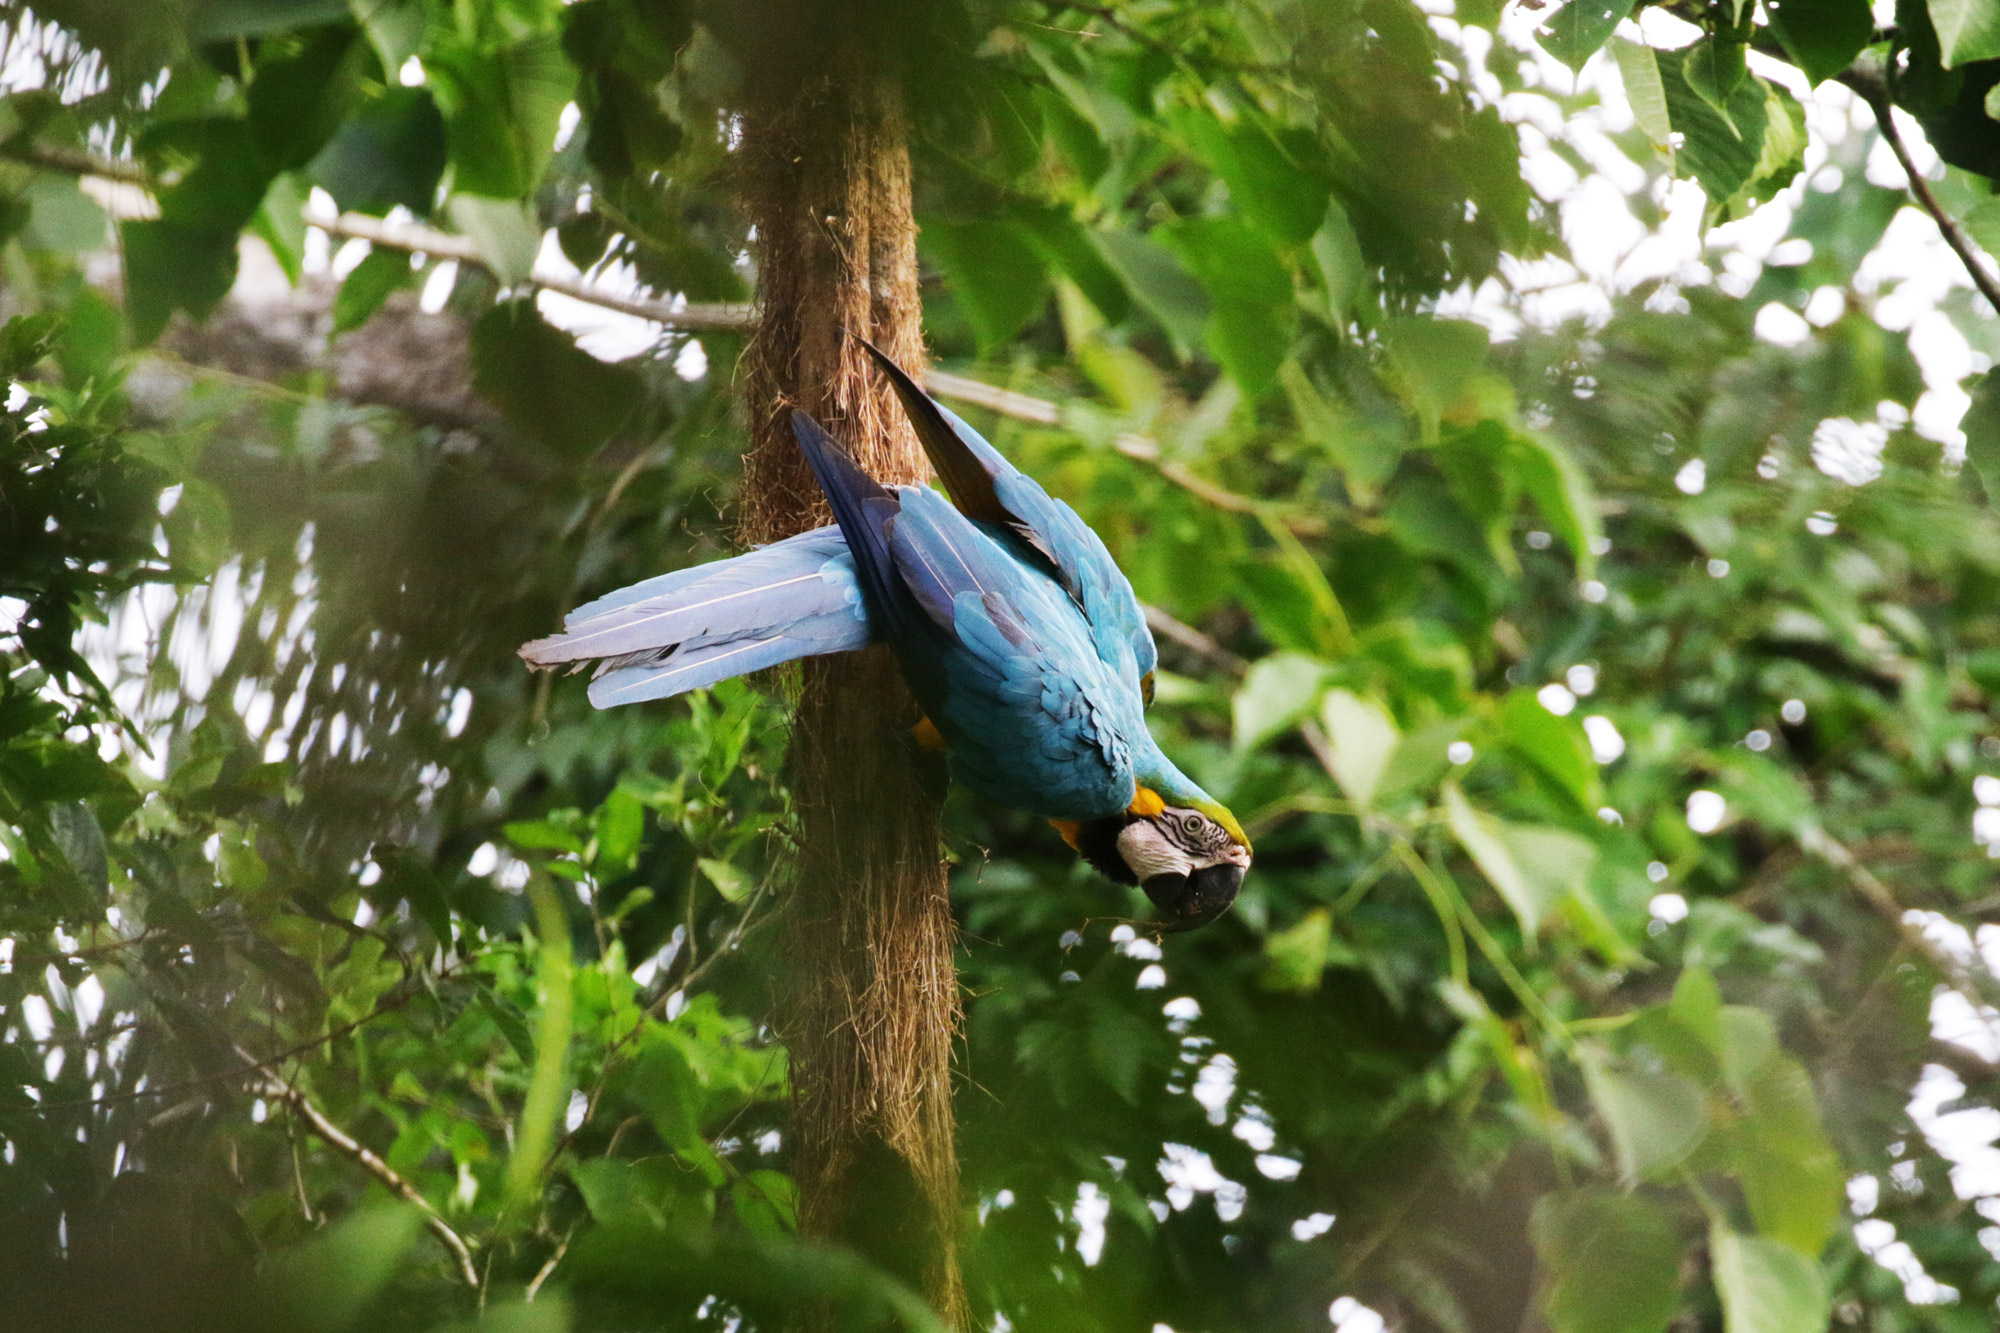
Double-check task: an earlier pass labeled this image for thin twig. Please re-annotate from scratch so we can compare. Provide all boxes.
[259,1071,481,1287]
[1846,69,2000,319]
[2,139,1326,533]
[523,1225,576,1302]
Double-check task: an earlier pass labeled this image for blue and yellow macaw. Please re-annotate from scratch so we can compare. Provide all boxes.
[521,343,1250,927]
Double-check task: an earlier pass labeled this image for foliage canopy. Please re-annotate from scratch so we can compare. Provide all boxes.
[7,0,2000,1330]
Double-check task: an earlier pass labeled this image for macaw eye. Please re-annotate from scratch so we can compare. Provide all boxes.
[1141,671,1156,708]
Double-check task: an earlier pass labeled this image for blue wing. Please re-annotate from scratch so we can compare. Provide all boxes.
[519,525,871,706]
[793,411,1139,819]
[859,342,1159,689]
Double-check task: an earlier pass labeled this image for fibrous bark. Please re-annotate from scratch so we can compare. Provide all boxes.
[735,19,966,1329]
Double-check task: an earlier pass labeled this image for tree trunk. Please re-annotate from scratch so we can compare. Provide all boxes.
[736,22,967,1329]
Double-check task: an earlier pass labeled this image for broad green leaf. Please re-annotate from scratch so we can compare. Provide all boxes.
[1319,689,1401,808]
[1581,1045,1709,1182]
[1262,908,1337,991]
[260,1205,424,1333]
[1530,1189,1682,1333]
[1443,784,1598,935]
[1731,1051,1842,1254]
[428,34,576,199]
[23,175,108,253]
[1310,200,1367,328]
[732,1170,801,1242]
[505,818,585,855]
[1160,216,1295,395]
[1231,652,1336,751]
[1963,368,2000,502]
[449,195,541,287]
[192,0,351,39]
[1709,1227,1830,1333]
[1381,318,1490,441]
[1929,0,2000,66]
[1091,229,1210,357]
[1500,690,1599,811]
[1612,39,1673,149]
[1683,36,1750,129]
[1511,428,1603,579]
[331,248,416,333]
[595,787,646,872]
[921,218,1053,351]
[1282,360,1402,505]
[698,857,755,903]
[1660,50,1770,201]
[1668,966,1725,1055]
[47,800,109,900]
[307,87,449,215]
[1171,107,1329,244]
[253,172,310,284]
[1541,0,1638,72]
[121,221,237,344]
[471,300,642,454]
[351,0,428,72]
[1765,0,1876,83]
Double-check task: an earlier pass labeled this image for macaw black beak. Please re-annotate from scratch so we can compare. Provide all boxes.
[1141,863,1244,930]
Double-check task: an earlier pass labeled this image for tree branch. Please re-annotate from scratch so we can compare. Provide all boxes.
[1845,69,2000,319]
[256,1071,481,1287]
[5,138,1323,537]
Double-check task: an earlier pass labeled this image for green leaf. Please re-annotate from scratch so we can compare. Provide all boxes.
[1612,39,1674,149]
[428,34,577,199]
[1499,690,1599,812]
[1282,360,1401,505]
[1660,49,1770,201]
[920,218,1053,351]
[471,300,642,454]
[448,194,541,286]
[192,0,352,39]
[261,1205,424,1333]
[332,248,416,333]
[351,0,428,73]
[1310,200,1366,328]
[1731,1050,1842,1254]
[1581,1045,1709,1182]
[22,175,108,253]
[1319,689,1401,809]
[1171,107,1329,244]
[475,987,536,1064]
[1541,0,1639,72]
[1765,0,1876,83]
[253,172,311,284]
[1964,368,2000,502]
[307,87,448,215]
[1090,230,1210,358]
[698,857,755,903]
[1709,1227,1830,1333]
[505,819,585,855]
[1381,318,1490,442]
[595,787,646,873]
[1511,428,1603,579]
[1683,36,1750,128]
[732,1170,801,1242]
[120,221,238,344]
[1531,1189,1682,1333]
[1231,652,1336,751]
[47,800,109,899]
[1443,785,1598,936]
[1158,216,1295,394]
[1929,0,2000,66]
[1262,907,1336,991]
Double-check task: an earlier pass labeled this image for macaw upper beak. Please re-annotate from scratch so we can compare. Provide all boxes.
[1141,863,1244,930]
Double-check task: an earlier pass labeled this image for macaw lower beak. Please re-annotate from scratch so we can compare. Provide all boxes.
[1141,863,1244,930]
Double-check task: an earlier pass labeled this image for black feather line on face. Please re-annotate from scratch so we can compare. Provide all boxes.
[1075,815,1138,885]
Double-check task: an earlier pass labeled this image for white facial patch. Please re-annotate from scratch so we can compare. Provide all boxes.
[1117,820,1195,882]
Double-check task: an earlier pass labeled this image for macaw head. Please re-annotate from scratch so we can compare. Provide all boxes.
[1060,788,1251,930]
